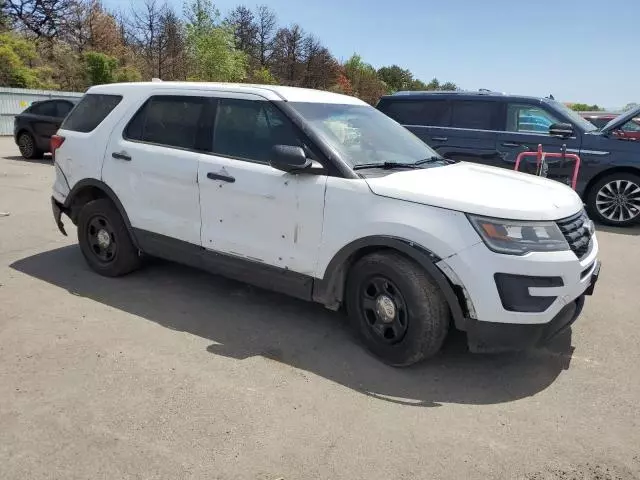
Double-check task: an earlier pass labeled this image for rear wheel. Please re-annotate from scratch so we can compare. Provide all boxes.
[17,132,43,160]
[586,172,640,227]
[346,252,450,367]
[77,199,142,277]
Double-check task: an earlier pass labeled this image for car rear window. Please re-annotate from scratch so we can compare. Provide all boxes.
[451,100,501,130]
[61,94,122,133]
[27,101,57,116]
[380,99,451,127]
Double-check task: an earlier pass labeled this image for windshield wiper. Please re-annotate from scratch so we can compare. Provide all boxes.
[353,159,440,170]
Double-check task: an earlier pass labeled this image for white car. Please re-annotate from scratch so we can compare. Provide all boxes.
[50,82,600,366]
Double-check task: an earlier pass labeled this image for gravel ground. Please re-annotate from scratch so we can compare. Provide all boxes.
[1,136,639,480]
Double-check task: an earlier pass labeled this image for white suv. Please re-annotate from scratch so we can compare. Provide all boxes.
[50,82,600,366]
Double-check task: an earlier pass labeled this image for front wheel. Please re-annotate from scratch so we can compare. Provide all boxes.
[346,252,450,367]
[586,172,640,227]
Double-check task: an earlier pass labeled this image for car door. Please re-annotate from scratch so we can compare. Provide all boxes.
[102,93,211,246]
[27,101,59,147]
[198,94,327,277]
[495,103,582,185]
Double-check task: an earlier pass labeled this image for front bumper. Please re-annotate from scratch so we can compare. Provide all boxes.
[466,295,585,353]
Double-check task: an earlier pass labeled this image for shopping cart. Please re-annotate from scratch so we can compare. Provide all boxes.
[514,144,581,190]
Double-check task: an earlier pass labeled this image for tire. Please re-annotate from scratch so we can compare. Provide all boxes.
[17,132,44,160]
[345,251,450,367]
[586,172,640,227]
[77,198,142,277]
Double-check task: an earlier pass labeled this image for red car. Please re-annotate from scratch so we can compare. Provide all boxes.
[580,111,640,141]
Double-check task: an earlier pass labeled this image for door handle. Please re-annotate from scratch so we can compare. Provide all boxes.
[112,152,132,161]
[432,136,448,142]
[501,142,523,148]
[207,172,235,183]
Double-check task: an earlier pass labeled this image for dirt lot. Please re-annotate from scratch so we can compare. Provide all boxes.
[0,136,639,480]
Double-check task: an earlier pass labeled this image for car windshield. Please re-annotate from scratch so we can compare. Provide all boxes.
[547,100,599,132]
[288,102,445,168]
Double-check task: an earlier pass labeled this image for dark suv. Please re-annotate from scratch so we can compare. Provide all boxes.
[377,91,640,227]
[13,98,78,160]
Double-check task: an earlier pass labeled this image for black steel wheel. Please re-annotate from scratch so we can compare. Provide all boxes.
[77,198,142,277]
[346,251,450,367]
[587,172,640,227]
[18,132,43,160]
[359,275,409,345]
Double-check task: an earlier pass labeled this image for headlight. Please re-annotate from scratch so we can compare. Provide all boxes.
[467,214,569,255]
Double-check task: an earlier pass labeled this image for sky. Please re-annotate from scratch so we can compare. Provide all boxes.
[105,0,638,109]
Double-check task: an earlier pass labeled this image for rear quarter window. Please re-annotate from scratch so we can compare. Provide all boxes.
[61,94,122,133]
[451,100,502,130]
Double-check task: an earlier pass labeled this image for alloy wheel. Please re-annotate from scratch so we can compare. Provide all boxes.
[595,179,640,223]
[18,134,34,158]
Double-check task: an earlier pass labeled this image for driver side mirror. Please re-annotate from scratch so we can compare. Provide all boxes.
[549,123,575,138]
[270,145,312,173]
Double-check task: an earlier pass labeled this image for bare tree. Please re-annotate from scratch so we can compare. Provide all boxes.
[3,0,76,38]
[126,0,170,79]
[271,24,305,85]
[254,4,275,67]
[226,5,257,57]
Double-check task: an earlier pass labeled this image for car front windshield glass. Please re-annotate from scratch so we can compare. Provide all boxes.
[288,102,445,168]
[547,100,598,132]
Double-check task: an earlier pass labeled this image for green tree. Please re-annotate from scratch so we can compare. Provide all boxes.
[377,65,413,93]
[570,103,601,112]
[0,32,53,88]
[84,51,118,85]
[343,54,386,104]
[248,66,275,84]
[115,65,142,82]
[623,102,639,112]
[184,0,247,82]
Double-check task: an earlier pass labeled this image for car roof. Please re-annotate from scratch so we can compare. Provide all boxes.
[87,81,367,105]
[379,90,551,105]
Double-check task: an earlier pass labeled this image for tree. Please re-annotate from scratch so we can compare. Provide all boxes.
[343,54,386,104]
[623,103,639,112]
[377,65,413,93]
[225,5,257,57]
[127,0,169,79]
[183,0,247,82]
[254,4,276,67]
[84,50,117,85]
[0,31,55,87]
[3,0,75,39]
[271,24,305,85]
[301,35,338,89]
[570,103,602,112]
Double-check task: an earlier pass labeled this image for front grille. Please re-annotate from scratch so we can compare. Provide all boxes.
[556,210,592,259]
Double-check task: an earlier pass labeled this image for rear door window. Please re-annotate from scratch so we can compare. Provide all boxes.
[61,94,122,133]
[124,95,210,151]
[28,101,57,117]
[55,101,74,117]
[379,99,451,127]
[451,100,501,130]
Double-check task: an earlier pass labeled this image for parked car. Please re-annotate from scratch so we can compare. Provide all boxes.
[50,82,599,366]
[580,111,640,141]
[376,91,640,227]
[13,98,78,159]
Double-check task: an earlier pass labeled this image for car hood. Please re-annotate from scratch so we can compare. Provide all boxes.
[364,162,583,221]
[601,105,640,134]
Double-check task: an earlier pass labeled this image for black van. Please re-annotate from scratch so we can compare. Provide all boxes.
[377,91,640,227]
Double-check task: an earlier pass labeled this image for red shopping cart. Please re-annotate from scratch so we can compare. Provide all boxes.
[514,144,581,190]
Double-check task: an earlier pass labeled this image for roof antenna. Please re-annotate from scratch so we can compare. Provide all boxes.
[548,94,555,100]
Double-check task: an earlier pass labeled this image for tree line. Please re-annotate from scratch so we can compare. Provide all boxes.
[0,0,458,104]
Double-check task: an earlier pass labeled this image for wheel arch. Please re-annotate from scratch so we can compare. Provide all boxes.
[312,236,467,329]
[584,166,640,199]
[63,179,139,249]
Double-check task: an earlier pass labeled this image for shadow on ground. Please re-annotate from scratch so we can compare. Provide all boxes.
[597,224,640,236]
[3,154,53,166]
[11,245,575,407]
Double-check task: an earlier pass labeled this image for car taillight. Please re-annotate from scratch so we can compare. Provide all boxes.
[50,135,65,159]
